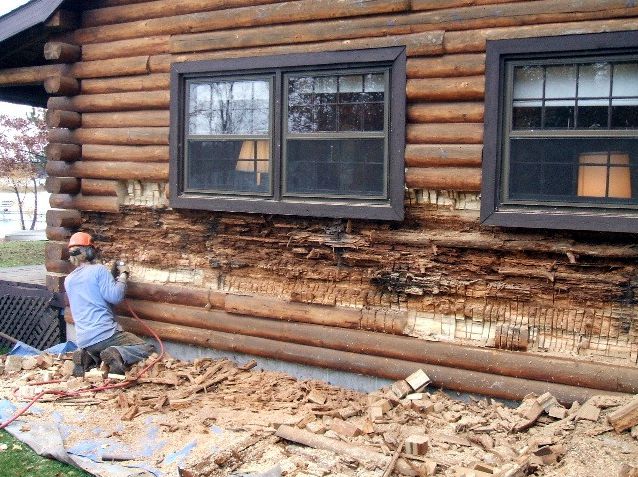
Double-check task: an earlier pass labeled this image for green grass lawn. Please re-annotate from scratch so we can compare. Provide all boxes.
[0,431,92,477]
[0,241,46,268]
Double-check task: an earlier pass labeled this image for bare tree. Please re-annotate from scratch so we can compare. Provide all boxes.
[0,110,47,231]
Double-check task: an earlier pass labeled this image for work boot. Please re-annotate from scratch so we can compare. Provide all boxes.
[72,349,95,377]
[100,347,126,375]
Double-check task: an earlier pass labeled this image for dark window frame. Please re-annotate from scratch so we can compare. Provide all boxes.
[481,31,638,233]
[170,47,406,221]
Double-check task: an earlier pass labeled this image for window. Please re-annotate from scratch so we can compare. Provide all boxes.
[170,48,406,220]
[481,31,638,233]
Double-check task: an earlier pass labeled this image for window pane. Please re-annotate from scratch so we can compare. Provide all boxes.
[578,63,610,97]
[612,63,638,96]
[287,73,386,133]
[545,65,576,98]
[577,99,608,128]
[513,66,543,99]
[507,138,638,205]
[186,139,271,194]
[544,100,574,128]
[286,138,385,197]
[187,79,270,135]
[512,101,541,129]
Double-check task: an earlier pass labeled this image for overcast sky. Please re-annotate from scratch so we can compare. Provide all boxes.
[0,0,44,118]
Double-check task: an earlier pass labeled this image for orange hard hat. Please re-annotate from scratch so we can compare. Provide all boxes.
[68,232,94,249]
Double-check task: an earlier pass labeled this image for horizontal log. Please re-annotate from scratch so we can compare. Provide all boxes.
[45,143,82,161]
[119,316,626,403]
[408,102,484,123]
[46,160,168,181]
[46,110,81,129]
[44,42,81,62]
[412,0,517,11]
[149,31,445,73]
[407,54,486,78]
[407,77,484,101]
[0,64,69,86]
[48,91,169,112]
[81,179,125,197]
[170,13,444,54]
[45,241,69,261]
[225,294,407,335]
[81,111,170,128]
[81,0,286,28]
[44,76,80,96]
[45,259,73,275]
[45,226,73,242]
[49,193,120,213]
[120,283,638,393]
[126,281,224,309]
[45,10,78,31]
[74,0,410,44]
[81,74,170,94]
[82,36,170,61]
[407,123,484,144]
[45,177,81,194]
[444,16,638,54]
[49,127,169,146]
[69,56,151,79]
[46,209,81,228]
[82,144,169,162]
[405,144,483,168]
[406,167,482,191]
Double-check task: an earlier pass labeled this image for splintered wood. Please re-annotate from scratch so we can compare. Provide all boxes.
[1,356,637,477]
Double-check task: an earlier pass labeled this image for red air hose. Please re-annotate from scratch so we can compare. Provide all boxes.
[0,300,164,430]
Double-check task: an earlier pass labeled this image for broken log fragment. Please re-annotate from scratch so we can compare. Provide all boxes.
[608,396,638,432]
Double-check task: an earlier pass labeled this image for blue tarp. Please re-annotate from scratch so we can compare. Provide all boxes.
[8,340,77,356]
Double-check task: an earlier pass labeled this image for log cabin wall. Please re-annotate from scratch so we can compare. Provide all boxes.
[4,0,638,383]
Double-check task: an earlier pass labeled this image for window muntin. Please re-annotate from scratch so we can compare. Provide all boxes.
[185,77,273,195]
[503,57,638,208]
[283,70,388,198]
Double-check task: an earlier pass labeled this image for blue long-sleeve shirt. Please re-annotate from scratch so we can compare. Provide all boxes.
[64,263,126,348]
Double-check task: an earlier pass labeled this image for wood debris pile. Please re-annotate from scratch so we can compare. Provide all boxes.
[1,353,637,476]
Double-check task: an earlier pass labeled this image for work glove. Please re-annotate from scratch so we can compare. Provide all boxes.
[116,261,130,283]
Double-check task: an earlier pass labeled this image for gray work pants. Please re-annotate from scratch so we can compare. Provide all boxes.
[84,331,155,367]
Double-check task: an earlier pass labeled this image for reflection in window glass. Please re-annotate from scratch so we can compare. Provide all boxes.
[187,79,270,135]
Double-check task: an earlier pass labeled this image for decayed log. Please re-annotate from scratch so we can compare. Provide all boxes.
[607,396,638,432]
[48,91,169,112]
[46,226,73,242]
[81,179,125,197]
[46,110,81,129]
[46,160,168,181]
[44,42,81,62]
[408,103,484,123]
[82,36,170,62]
[405,144,483,168]
[46,209,81,228]
[46,241,69,261]
[49,127,169,146]
[81,74,170,94]
[45,177,81,194]
[45,10,78,31]
[45,143,82,161]
[82,144,169,162]
[444,16,638,54]
[406,167,482,191]
[224,294,408,335]
[407,123,484,144]
[407,54,485,78]
[82,111,170,128]
[170,12,441,54]
[0,64,69,86]
[119,316,627,403]
[49,193,120,213]
[45,259,73,275]
[74,0,411,44]
[46,274,66,293]
[81,0,287,28]
[69,56,151,79]
[44,76,80,96]
[407,77,484,101]
[119,295,638,394]
[150,31,444,73]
